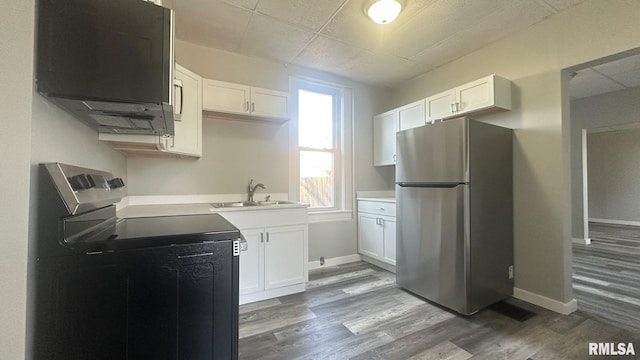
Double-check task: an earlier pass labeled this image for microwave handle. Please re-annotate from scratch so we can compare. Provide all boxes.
[174,78,183,121]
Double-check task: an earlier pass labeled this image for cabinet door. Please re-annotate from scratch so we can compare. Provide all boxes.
[456,76,494,114]
[250,87,289,119]
[381,216,396,265]
[38,261,130,360]
[358,213,382,259]
[264,225,306,289]
[168,64,202,157]
[173,242,238,360]
[373,110,397,166]
[202,79,251,114]
[426,89,456,122]
[239,228,265,295]
[397,99,426,131]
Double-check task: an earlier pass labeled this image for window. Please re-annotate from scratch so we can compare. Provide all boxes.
[290,78,353,218]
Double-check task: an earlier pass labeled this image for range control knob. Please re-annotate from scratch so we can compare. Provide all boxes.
[68,174,96,191]
[108,177,125,189]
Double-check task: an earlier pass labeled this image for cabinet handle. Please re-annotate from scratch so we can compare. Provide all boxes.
[177,252,213,259]
[375,207,385,211]
[379,218,384,226]
[174,79,183,121]
[393,154,396,162]
[266,232,269,243]
[251,102,255,113]
[245,101,249,112]
[260,233,264,243]
[450,103,455,113]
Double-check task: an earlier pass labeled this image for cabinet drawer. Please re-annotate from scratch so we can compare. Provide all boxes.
[358,201,396,216]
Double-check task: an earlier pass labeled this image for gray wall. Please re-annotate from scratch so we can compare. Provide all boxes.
[389,0,640,305]
[571,86,640,238]
[126,40,393,261]
[2,0,126,358]
[587,128,640,222]
[1,0,35,357]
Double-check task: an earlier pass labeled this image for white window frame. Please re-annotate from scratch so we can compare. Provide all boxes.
[289,77,353,223]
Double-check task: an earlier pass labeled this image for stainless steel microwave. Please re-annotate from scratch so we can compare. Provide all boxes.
[36,0,175,135]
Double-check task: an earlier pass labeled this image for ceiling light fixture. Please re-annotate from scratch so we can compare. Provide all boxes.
[366,0,403,25]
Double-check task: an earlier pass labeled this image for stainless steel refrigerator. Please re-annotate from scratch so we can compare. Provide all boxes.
[395,117,513,315]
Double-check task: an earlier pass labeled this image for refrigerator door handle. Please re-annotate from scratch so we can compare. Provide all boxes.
[396,182,464,188]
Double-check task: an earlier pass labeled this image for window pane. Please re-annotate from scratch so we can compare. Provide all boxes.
[298,89,333,149]
[300,150,334,208]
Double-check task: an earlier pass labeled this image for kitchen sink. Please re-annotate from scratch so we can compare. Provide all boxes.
[210,200,302,208]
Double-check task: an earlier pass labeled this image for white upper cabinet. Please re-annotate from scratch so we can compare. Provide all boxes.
[373,109,397,166]
[426,74,512,122]
[99,64,203,158]
[426,89,456,122]
[202,80,250,115]
[167,64,203,157]
[250,87,289,119]
[202,79,289,120]
[397,99,426,132]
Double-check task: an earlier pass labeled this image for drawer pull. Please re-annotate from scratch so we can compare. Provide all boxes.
[177,252,213,259]
[375,207,385,211]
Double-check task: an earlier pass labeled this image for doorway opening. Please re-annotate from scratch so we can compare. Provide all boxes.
[568,48,640,333]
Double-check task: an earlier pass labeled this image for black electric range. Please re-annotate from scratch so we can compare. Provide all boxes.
[34,163,241,360]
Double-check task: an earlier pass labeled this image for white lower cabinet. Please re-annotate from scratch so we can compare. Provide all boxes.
[221,208,308,305]
[239,225,306,297]
[357,200,396,266]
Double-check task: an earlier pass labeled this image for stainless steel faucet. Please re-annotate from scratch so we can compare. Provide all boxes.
[248,179,266,203]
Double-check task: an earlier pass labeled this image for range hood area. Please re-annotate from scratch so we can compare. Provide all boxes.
[35,0,176,135]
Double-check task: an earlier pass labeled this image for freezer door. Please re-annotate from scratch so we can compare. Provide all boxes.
[396,185,469,314]
[396,117,467,184]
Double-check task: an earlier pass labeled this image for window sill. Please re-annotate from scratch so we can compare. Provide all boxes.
[308,210,353,223]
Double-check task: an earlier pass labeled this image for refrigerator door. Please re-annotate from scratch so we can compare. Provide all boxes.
[396,117,468,184]
[396,184,469,314]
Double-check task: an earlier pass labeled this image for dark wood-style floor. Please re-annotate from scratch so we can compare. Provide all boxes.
[239,261,639,359]
[573,222,640,334]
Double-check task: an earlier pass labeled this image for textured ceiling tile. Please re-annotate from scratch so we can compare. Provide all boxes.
[336,50,418,85]
[605,71,640,89]
[293,35,364,73]
[378,0,508,59]
[410,0,553,67]
[570,68,625,99]
[221,0,260,11]
[593,54,640,78]
[256,0,346,31]
[170,0,593,87]
[536,0,585,12]
[173,0,252,52]
[238,14,315,62]
[320,0,394,50]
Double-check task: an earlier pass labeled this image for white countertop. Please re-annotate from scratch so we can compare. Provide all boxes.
[356,190,396,203]
[356,197,396,203]
[117,196,309,219]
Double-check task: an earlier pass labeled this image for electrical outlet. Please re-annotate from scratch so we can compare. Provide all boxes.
[508,265,514,279]
[320,256,325,266]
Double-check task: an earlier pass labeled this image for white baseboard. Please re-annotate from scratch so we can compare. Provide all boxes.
[572,237,591,245]
[240,283,306,305]
[514,287,578,315]
[308,254,362,270]
[359,254,396,273]
[589,218,640,227]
